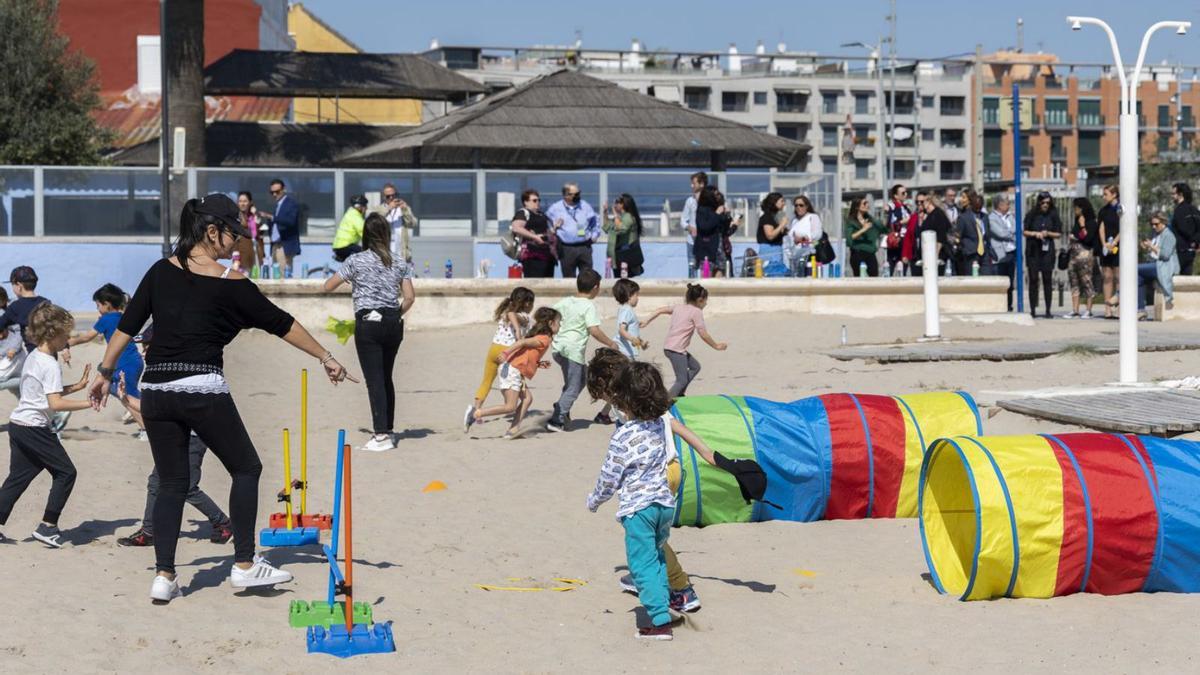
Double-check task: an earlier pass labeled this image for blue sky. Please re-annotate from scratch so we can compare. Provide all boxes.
[299,0,1200,65]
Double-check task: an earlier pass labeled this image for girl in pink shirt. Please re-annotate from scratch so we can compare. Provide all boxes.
[644,283,727,397]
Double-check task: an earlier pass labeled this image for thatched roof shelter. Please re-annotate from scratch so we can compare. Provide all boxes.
[204,49,486,101]
[340,70,809,169]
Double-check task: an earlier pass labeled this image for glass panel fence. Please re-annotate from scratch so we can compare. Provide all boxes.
[43,167,160,236]
[0,168,35,236]
[195,169,337,238]
[483,172,601,236]
[344,171,476,237]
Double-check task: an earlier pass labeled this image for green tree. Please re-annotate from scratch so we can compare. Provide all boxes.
[0,0,110,164]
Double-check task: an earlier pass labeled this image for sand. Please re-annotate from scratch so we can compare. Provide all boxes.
[1,308,1198,673]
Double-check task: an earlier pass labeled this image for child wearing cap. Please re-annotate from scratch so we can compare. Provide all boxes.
[333,194,370,262]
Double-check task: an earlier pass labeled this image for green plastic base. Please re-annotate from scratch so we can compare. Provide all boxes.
[289,600,373,629]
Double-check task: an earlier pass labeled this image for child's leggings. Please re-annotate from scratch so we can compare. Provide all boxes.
[622,503,674,628]
[474,343,508,402]
[665,349,701,398]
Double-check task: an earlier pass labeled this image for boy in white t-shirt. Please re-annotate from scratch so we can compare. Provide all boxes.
[0,303,93,547]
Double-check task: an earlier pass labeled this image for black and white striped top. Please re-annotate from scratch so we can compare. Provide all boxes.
[337,250,413,312]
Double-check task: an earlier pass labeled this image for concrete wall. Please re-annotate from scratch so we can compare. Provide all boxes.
[257,277,1010,331]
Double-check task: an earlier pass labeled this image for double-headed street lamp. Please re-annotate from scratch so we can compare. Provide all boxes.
[1066,16,1190,384]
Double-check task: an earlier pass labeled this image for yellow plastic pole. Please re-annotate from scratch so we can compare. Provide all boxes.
[282,428,294,530]
[300,369,308,516]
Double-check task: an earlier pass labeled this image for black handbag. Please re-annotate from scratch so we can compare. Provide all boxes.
[616,241,644,276]
[815,232,836,264]
[1057,248,1070,271]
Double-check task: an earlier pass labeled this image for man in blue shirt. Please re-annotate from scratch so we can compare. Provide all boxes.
[546,182,599,278]
[258,178,301,275]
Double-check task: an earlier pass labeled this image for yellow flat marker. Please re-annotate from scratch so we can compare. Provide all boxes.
[475,578,587,592]
[422,480,447,493]
[792,568,819,578]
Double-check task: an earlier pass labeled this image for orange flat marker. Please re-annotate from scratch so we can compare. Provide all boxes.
[422,481,447,493]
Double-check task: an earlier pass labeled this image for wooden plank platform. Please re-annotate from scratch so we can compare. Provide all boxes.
[996,390,1200,436]
[830,331,1200,363]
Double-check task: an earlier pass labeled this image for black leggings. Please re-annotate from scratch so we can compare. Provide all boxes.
[141,390,262,574]
[354,308,404,434]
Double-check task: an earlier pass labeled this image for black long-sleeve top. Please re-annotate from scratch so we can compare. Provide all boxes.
[118,258,295,384]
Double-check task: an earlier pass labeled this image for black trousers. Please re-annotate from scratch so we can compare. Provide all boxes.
[1179,249,1196,276]
[1027,251,1055,314]
[521,257,556,278]
[141,389,262,573]
[354,307,404,435]
[332,244,363,263]
[993,257,1016,311]
[849,249,879,277]
[957,252,984,277]
[558,243,594,278]
[0,424,77,525]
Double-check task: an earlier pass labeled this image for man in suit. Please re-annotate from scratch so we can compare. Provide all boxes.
[261,178,301,274]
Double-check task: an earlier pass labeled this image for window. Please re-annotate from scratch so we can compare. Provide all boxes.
[940,161,965,180]
[822,125,839,145]
[1156,135,1170,153]
[894,160,916,179]
[983,131,1002,165]
[821,156,839,174]
[776,91,808,113]
[982,97,999,125]
[1182,133,1194,151]
[940,129,965,148]
[1182,105,1195,128]
[854,159,871,179]
[1018,135,1031,162]
[1050,135,1066,161]
[920,160,935,173]
[939,96,965,116]
[922,95,935,109]
[776,123,808,141]
[887,91,915,114]
[822,92,840,114]
[753,91,767,106]
[136,35,161,94]
[853,125,874,146]
[1078,131,1101,166]
[854,93,873,114]
[921,128,935,141]
[1077,99,1102,127]
[684,87,710,111]
[1044,99,1070,127]
[721,91,748,112]
[1158,104,1171,128]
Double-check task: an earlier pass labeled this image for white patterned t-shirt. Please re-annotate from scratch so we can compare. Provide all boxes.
[337,250,413,312]
[586,415,677,521]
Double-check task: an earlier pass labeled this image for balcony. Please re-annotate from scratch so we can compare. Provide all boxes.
[983,108,1000,128]
[775,102,809,114]
[851,105,877,118]
[819,103,845,121]
[1077,113,1105,129]
[1051,149,1068,162]
[1180,115,1198,131]
[1044,110,1073,131]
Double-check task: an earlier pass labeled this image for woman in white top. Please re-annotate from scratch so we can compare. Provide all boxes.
[786,195,823,277]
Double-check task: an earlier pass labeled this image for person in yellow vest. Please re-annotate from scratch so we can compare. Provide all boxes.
[332,194,369,262]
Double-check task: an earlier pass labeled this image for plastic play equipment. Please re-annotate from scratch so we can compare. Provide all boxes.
[297,430,394,657]
[259,428,320,547]
[669,392,981,526]
[920,433,1200,601]
[269,369,333,530]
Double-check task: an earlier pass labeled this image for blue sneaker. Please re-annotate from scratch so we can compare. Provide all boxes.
[669,585,701,613]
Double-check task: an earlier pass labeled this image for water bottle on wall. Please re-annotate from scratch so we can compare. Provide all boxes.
[605,257,613,279]
[701,258,711,278]
[301,263,309,278]
[858,261,867,277]
[424,260,431,277]
[971,261,980,277]
[445,259,453,278]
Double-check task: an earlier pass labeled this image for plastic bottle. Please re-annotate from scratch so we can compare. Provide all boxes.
[701,257,711,278]
[858,261,867,277]
[688,258,697,278]
[445,259,453,279]
[272,264,280,280]
[881,263,890,278]
[605,257,613,279]
[250,264,259,279]
[301,263,309,278]
[424,260,431,277]
[840,325,848,346]
[971,261,980,277]
[231,250,241,271]
[754,257,764,278]
[620,261,629,279]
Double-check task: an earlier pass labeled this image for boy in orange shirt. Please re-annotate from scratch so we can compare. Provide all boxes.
[469,307,560,439]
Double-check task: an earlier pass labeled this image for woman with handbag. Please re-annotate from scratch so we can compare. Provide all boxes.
[694,186,731,275]
[511,189,556,278]
[1064,198,1098,318]
[602,193,645,278]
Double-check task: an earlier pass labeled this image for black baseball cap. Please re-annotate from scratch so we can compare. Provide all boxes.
[713,451,778,509]
[194,193,243,232]
[351,194,368,208]
[9,266,37,285]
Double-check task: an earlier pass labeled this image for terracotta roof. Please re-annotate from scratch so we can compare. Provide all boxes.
[94,88,291,151]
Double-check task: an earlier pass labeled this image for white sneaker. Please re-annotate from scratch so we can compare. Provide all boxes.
[361,434,396,452]
[135,429,149,442]
[150,574,182,603]
[617,573,638,594]
[463,405,476,433]
[229,556,293,588]
[1080,310,1093,319]
[1063,311,1079,319]
[122,410,134,424]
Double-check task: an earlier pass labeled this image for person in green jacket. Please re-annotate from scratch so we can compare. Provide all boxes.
[332,194,369,262]
[845,196,888,277]
[602,193,644,277]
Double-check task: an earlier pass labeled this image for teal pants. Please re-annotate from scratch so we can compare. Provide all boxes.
[622,503,674,627]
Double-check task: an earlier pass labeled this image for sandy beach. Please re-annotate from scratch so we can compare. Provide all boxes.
[1,307,1198,673]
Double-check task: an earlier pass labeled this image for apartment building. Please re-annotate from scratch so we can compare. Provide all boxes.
[423,43,975,194]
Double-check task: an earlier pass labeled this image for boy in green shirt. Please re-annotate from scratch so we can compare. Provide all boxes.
[548,269,618,431]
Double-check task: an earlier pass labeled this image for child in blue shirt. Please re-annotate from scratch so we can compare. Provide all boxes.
[595,279,650,426]
[70,283,144,400]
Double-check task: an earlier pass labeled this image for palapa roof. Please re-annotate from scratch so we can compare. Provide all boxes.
[340,70,810,169]
[204,49,486,100]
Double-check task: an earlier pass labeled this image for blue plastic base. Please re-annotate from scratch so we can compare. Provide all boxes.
[258,526,320,547]
[306,622,395,658]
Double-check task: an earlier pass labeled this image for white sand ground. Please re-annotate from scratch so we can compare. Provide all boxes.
[1,308,1198,673]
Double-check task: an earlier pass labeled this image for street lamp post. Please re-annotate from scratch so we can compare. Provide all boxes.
[1067,16,1190,384]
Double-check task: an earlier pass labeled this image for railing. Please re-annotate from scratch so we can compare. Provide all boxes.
[1180,115,1197,130]
[1077,113,1105,128]
[982,108,1000,126]
[776,102,809,114]
[0,166,840,243]
[1044,110,1073,129]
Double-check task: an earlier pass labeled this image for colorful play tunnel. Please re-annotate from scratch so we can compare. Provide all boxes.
[920,433,1200,601]
[669,392,981,526]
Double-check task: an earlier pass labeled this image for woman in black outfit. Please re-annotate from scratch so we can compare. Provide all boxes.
[756,192,788,245]
[1023,192,1063,318]
[1097,184,1121,318]
[510,189,556,278]
[694,186,732,274]
[919,195,953,275]
[88,194,350,604]
[323,213,416,452]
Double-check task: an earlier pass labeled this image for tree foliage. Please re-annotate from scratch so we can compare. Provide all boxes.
[0,0,111,164]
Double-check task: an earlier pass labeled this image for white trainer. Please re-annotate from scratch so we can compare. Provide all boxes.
[229,556,293,588]
[150,574,182,603]
[361,434,396,452]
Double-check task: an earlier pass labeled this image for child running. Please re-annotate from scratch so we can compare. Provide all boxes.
[548,269,618,432]
[113,369,233,546]
[0,266,70,432]
[464,287,534,431]
[0,303,93,547]
[69,284,145,425]
[595,279,650,425]
[643,283,727,398]
[466,307,559,439]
